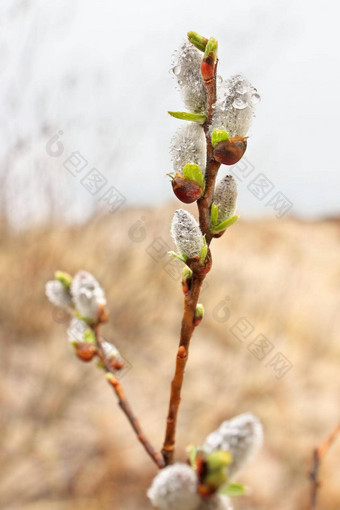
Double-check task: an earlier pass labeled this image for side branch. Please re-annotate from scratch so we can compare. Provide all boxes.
[309,423,340,509]
[94,326,165,469]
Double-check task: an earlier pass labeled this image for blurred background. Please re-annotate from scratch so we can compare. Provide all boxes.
[0,0,339,509]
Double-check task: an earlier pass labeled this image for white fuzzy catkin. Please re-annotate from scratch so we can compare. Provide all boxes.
[197,495,233,510]
[70,270,106,322]
[171,209,204,259]
[102,340,123,362]
[170,122,206,174]
[45,280,73,309]
[147,463,200,510]
[212,176,238,223]
[210,75,260,137]
[67,318,89,344]
[171,40,207,113]
[203,413,263,478]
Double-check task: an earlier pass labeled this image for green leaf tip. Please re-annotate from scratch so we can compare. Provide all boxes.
[195,303,204,320]
[55,270,72,289]
[211,129,229,148]
[219,483,247,497]
[187,31,208,52]
[168,111,206,124]
[210,215,239,234]
[210,204,219,226]
[182,163,205,191]
[200,236,208,262]
[204,37,218,59]
[169,251,188,264]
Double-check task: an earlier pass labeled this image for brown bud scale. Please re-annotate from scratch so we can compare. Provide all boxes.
[213,136,247,165]
[171,174,203,204]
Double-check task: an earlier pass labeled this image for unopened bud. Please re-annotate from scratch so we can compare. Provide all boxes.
[74,342,97,362]
[67,318,97,362]
[182,266,193,294]
[102,341,124,371]
[213,137,247,165]
[194,303,204,327]
[55,270,72,289]
[187,31,208,52]
[201,38,218,81]
[171,174,203,204]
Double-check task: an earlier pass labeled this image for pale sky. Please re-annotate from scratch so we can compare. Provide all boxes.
[0,0,339,225]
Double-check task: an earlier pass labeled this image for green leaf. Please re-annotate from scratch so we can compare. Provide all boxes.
[83,327,96,344]
[210,204,219,226]
[210,215,239,234]
[169,251,188,263]
[182,163,205,191]
[187,31,208,52]
[200,236,208,262]
[187,444,198,468]
[219,483,247,497]
[204,37,218,59]
[55,270,72,289]
[206,451,232,470]
[168,111,206,124]
[211,129,229,148]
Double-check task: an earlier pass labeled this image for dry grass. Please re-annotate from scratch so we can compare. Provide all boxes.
[0,205,339,510]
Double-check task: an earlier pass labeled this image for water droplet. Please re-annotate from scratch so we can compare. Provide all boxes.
[235,81,249,94]
[232,97,248,110]
[217,75,223,85]
[250,93,261,106]
[173,65,181,76]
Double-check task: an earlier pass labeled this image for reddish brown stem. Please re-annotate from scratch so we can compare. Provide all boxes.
[162,57,220,465]
[93,325,165,469]
[309,423,340,509]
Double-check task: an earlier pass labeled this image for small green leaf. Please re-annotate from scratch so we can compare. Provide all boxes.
[219,483,247,497]
[55,270,72,289]
[182,163,205,191]
[210,215,239,234]
[187,444,198,468]
[187,31,208,52]
[83,327,96,344]
[207,451,232,470]
[210,204,219,226]
[168,111,207,124]
[96,360,106,370]
[200,236,208,262]
[182,266,193,279]
[169,251,188,263]
[211,129,229,148]
[204,37,218,59]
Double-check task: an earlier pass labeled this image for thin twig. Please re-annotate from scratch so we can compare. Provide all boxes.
[93,325,165,469]
[162,59,220,465]
[309,423,340,509]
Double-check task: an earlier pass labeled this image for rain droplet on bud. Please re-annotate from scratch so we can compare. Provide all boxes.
[250,93,261,106]
[235,81,249,94]
[217,75,223,85]
[173,65,181,76]
[232,97,248,110]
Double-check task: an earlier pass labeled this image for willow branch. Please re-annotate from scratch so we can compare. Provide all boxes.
[309,423,340,509]
[162,58,219,466]
[93,325,165,469]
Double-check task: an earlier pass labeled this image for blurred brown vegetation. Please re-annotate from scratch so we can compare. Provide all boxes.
[0,205,339,510]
